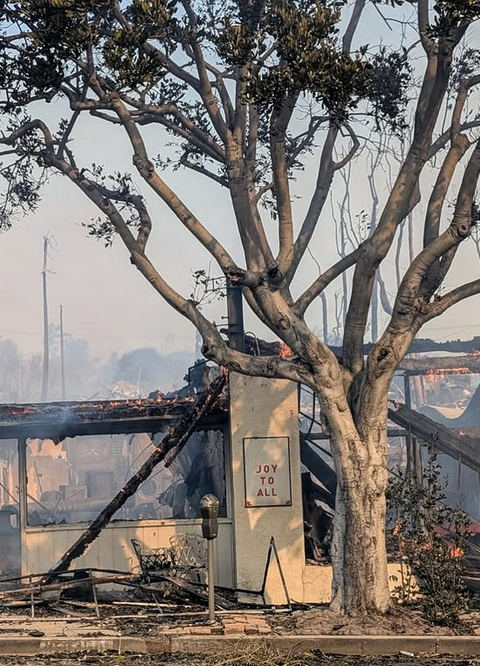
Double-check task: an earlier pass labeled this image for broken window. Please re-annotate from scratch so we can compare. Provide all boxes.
[25,429,226,526]
[0,439,20,578]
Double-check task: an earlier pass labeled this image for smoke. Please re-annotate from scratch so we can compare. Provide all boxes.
[0,335,197,403]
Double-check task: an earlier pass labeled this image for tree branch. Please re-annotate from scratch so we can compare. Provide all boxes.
[136,113,226,164]
[423,135,471,249]
[233,65,249,146]
[110,95,238,274]
[429,120,480,159]
[95,184,153,252]
[377,268,393,317]
[0,119,54,152]
[415,104,478,295]
[89,109,121,124]
[73,90,227,164]
[51,140,302,383]
[286,0,367,284]
[393,140,480,327]
[141,41,203,94]
[342,15,461,374]
[342,0,366,52]
[419,279,480,324]
[271,95,297,272]
[294,246,362,316]
[418,0,434,54]
[57,80,89,158]
[180,156,228,187]
[215,347,314,385]
[34,143,234,368]
[179,0,231,144]
[246,105,259,167]
[287,125,338,282]
[420,132,471,297]
[334,124,361,171]
[183,42,235,128]
[121,97,226,163]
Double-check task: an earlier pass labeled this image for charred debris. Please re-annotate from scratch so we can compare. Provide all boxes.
[1,338,480,612]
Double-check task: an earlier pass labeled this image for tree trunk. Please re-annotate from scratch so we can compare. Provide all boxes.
[329,425,390,614]
[371,277,378,342]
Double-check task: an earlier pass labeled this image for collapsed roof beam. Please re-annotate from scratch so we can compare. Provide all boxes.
[399,355,480,375]
[388,403,480,473]
[244,335,480,362]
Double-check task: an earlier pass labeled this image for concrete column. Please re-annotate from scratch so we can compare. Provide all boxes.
[228,373,305,604]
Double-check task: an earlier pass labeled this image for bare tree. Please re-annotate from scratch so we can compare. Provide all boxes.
[1,0,480,614]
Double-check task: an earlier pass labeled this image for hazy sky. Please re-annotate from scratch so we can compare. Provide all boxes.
[1,4,480,362]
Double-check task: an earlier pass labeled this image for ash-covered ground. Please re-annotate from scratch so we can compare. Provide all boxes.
[0,655,479,666]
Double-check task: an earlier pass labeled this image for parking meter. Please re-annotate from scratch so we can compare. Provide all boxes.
[200,494,219,540]
[200,495,219,622]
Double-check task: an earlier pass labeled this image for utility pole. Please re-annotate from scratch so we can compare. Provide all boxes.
[60,304,66,400]
[41,236,50,401]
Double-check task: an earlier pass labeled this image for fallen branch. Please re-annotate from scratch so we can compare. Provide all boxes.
[0,573,135,600]
[144,573,237,608]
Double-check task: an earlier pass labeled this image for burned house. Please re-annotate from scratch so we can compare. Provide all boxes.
[1,333,480,606]
[0,366,351,605]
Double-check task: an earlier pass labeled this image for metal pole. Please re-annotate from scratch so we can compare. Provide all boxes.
[18,438,28,579]
[30,575,34,619]
[403,373,413,476]
[270,536,292,609]
[226,280,245,352]
[90,571,100,619]
[208,539,215,623]
[457,455,463,509]
[41,237,50,401]
[404,373,422,484]
[60,305,66,400]
[407,377,423,487]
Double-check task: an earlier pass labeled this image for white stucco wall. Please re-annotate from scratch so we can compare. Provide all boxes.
[23,519,234,587]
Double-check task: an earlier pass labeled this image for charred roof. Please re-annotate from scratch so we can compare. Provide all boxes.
[0,394,228,441]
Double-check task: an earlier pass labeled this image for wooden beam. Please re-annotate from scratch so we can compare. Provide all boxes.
[0,573,135,600]
[244,334,480,361]
[399,355,480,375]
[388,403,480,473]
[0,411,227,441]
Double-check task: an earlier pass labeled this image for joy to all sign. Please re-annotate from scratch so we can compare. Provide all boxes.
[243,437,292,508]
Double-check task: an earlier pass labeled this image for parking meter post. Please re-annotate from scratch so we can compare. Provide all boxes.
[208,539,215,622]
[200,494,219,624]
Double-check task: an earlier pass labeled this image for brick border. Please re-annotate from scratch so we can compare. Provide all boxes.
[0,634,479,656]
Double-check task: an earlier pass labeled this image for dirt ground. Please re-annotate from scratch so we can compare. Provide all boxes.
[270,606,460,636]
[0,655,479,666]
[0,604,475,639]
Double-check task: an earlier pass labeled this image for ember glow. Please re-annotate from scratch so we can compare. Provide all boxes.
[426,367,470,381]
[0,395,198,424]
[449,546,464,558]
[279,342,293,358]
